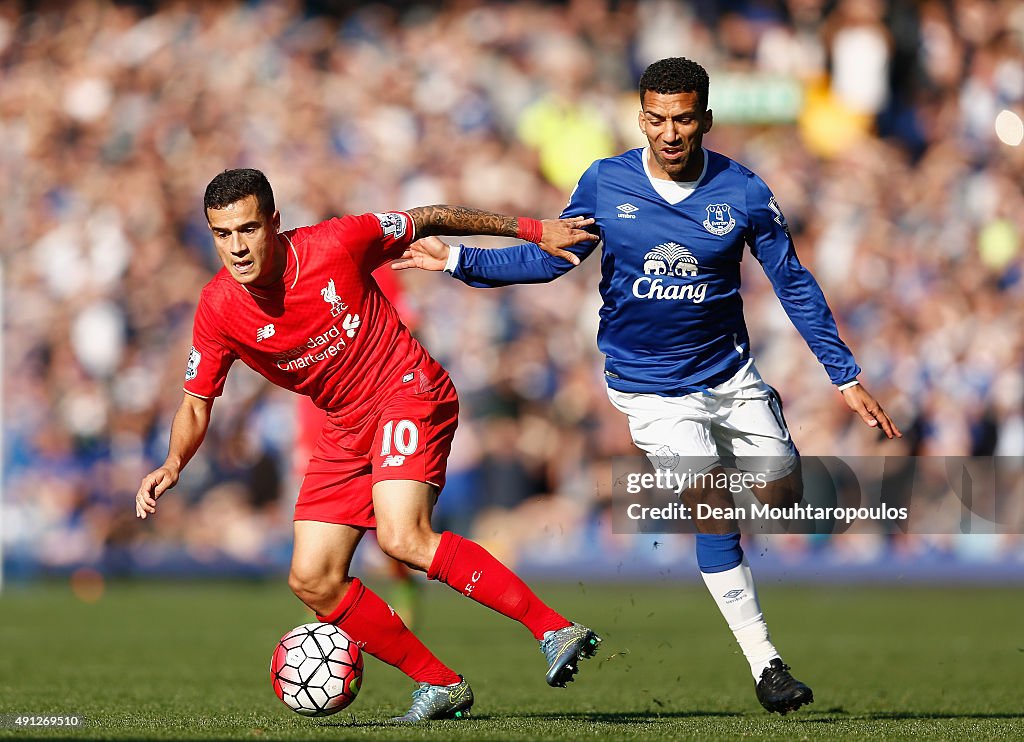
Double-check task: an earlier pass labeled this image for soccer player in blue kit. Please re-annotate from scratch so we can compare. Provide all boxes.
[394,58,901,714]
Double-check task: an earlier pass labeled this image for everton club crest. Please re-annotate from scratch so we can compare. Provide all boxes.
[702,203,735,236]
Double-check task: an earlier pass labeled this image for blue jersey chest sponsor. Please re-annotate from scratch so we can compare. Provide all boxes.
[598,197,745,304]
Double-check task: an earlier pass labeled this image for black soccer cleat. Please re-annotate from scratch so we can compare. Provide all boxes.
[755,659,813,715]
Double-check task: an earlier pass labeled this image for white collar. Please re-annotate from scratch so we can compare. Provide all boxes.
[641,147,708,205]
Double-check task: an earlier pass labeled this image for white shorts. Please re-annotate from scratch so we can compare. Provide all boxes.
[607,360,798,482]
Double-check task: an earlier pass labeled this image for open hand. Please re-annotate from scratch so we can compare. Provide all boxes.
[538,216,596,265]
[391,236,451,272]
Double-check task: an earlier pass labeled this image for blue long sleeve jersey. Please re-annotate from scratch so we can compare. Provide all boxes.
[451,148,860,396]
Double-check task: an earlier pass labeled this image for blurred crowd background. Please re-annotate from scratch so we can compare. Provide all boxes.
[2,0,1022,582]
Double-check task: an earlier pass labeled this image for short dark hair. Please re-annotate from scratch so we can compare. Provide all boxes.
[639,57,710,110]
[204,168,276,218]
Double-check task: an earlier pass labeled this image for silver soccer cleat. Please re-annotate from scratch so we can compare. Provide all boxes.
[389,675,474,723]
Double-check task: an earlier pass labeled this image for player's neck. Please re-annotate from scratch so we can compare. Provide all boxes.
[648,148,705,183]
[249,233,289,290]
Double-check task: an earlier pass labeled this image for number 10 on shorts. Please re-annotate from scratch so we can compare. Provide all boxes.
[380,419,419,467]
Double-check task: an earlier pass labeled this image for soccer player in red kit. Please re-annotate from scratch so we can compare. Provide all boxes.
[293,266,421,627]
[135,169,601,722]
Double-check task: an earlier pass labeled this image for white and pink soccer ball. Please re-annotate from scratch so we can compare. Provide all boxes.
[270,623,363,716]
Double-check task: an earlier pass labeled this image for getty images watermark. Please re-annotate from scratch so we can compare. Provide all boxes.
[622,468,907,524]
[610,456,1024,535]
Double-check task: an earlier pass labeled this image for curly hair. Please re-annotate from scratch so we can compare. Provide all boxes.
[638,58,710,110]
[204,168,276,218]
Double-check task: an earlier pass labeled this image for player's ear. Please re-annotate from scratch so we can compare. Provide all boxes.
[638,109,646,135]
[703,109,714,133]
[272,210,281,231]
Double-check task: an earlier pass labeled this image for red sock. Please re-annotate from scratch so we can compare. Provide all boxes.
[427,531,571,640]
[317,578,459,686]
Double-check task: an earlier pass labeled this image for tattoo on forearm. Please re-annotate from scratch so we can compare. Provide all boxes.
[408,205,519,238]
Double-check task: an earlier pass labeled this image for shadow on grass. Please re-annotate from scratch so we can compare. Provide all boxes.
[510,711,745,722]
[319,708,1024,729]
[319,710,743,728]
[795,707,1024,723]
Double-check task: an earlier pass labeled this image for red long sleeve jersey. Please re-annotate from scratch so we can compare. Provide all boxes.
[183,212,447,424]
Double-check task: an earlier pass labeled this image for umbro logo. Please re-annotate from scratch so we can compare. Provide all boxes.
[256,324,276,342]
[617,203,638,219]
[723,589,745,600]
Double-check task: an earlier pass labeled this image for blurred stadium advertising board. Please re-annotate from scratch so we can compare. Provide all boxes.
[708,73,803,124]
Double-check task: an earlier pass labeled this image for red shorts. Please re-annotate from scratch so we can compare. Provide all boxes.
[294,376,459,528]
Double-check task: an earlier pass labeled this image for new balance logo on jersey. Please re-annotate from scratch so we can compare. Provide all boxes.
[703,203,736,236]
[633,242,708,303]
[617,203,639,219]
[321,279,348,317]
[381,455,406,468]
[256,324,276,342]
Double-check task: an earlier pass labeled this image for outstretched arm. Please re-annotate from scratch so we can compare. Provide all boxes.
[407,205,519,238]
[406,206,594,265]
[392,235,597,287]
[135,393,213,518]
[398,162,602,285]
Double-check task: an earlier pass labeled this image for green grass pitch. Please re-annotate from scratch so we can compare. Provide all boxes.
[0,578,1022,740]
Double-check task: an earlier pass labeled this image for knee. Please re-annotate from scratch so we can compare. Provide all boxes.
[680,481,730,511]
[377,527,437,571]
[288,564,347,613]
[754,474,803,508]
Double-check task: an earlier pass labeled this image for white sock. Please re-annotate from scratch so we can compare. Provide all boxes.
[700,557,780,680]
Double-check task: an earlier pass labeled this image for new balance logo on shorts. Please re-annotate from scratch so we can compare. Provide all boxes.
[381,455,406,468]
